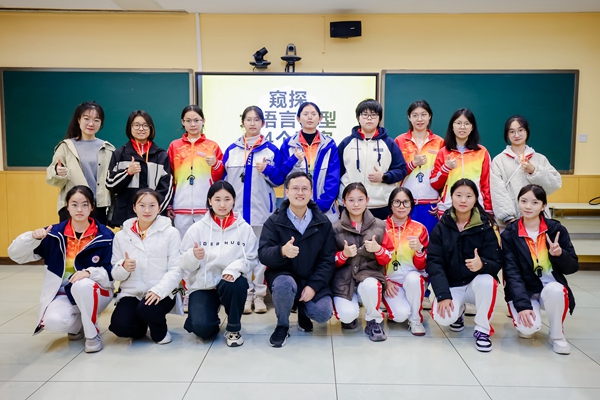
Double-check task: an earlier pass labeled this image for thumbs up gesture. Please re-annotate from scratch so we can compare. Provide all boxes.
[127,156,141,175]
[465,248,483,272]
[407,235,423,252]
[413,154,428,167]
[55,159,68,177]
[445,155,457,170]
[342,240,358,258]
[256,157,268,173]
[282,236,299,258]
[193,242,206,260]
[123,251,137,272]
[294,147,305,161]
[205,148,218,167]
[32,225,52,240]
[364,235,381,253]
[368,166,384,183]
[546,232,562,257]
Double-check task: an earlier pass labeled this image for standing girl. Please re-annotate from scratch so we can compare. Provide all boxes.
[332,183,393,341]
[47,102,115,224]
[168,105,225,237]
[180,181,258,347]
[394,100,444,234]
[428,179,502,352]
[430,108,493,218]
[280,102,340,222]
[8,186,114,353]
[109,189,183,344]
[223,106,284,314]
[502,184,578,354]
[338,99,407,220]
[491,115,562,228]
[383,187,430,336]
[106,110,173,227]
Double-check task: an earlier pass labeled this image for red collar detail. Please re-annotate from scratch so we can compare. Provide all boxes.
[358,128,379,140]
[130,139,152,154]
[405,129,434,142]
[64,218,97,239]
[183,133,206,144]
[518,216,548,237]
[386,215,412,231]
[211,212,236,229]
[298,131,321,146]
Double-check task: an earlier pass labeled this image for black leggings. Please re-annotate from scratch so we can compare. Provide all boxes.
[109,296,176,342]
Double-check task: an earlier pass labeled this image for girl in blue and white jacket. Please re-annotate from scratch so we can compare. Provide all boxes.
[280,102,341,222]
[223,106,284,313]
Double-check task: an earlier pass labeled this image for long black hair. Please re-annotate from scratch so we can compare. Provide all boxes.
[444,108,481,151]
[65,102,104,140]
[206,180,236,211]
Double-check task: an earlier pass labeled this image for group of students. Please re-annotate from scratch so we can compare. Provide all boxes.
[7,98,577,356]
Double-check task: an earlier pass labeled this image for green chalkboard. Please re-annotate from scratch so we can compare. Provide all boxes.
[381,71,578,173]
[1,69,193,168]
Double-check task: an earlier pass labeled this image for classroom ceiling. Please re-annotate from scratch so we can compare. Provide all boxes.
[1,0,600,14]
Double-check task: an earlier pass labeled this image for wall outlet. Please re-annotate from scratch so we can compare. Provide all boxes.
[578,134,588,143]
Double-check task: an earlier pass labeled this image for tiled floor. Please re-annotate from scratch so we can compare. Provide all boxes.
[1,264,600,400]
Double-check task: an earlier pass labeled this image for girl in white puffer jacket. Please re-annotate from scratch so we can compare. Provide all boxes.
[490,115,562,228]
[109,189,183,345]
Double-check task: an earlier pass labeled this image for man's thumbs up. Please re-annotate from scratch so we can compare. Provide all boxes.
[282,236,299,258]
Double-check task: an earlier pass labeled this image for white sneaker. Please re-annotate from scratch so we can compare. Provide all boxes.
[409,321,426,336]
[254,297,267,314]
[549,336,571,355]
[421,297,432,311]
[68,328,84,341]
[225,331,244,347]
[243,298,253,314]
[157,331,172,345]
[84,334,103,353]
[518,331,533,339]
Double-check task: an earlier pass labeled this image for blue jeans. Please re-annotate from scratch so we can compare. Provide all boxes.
[271,275,333,327]
[184,277,249,340]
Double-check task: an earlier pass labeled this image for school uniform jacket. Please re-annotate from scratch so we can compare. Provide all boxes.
[384,216,429,284]
[223,135,285,226]
[168,133,225,216]
[180,211,258,293]
[338,126,407,209]
[430,145,493,215]
[280,131,340,221]
[427,208,502,302]
[111,216,182,302]
[258,200,336,302]
[501,217,578,314]
[395,130,444,204]
[106,141,173,226]
[7,219,114,335]
[491,145,562,224]
[331,209,391,300]
[47,138,115,211]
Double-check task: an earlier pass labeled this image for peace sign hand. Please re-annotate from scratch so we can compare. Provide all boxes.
[546,232,562,257]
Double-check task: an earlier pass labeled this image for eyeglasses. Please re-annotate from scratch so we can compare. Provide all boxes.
[244,118,262,124]
[409,113,429,120]
[453,121,472,128]
[360,113,379,119]
[81,117,102,125]
[508,128,527,137]
[183,119,203,125]
[132,123,150,131]
[346,198,366,205]
[289,186,311,193]
[392,199,412,208]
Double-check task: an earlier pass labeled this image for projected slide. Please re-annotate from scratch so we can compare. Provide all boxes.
[196,73,378,149]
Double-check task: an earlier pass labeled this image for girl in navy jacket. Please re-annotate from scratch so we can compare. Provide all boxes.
[502,184,578,355]
[8,186,114,353]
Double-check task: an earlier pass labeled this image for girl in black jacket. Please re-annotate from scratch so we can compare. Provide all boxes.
[428,179,502,352]
[502,184,578,355]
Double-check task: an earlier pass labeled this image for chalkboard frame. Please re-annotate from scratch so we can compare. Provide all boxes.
[380,70,579,174]
[0,68,195,170]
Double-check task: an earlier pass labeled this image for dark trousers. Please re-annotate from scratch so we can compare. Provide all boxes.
[109,296,175,342]
[59,206,108,225]
[184,277,249,340]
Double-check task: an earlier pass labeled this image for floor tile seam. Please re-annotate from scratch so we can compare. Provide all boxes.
[0,305,39,327]
[183,334,217,398]
[569,342,600,367]
[334,382,484,387]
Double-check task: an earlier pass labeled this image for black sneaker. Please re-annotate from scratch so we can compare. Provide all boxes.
[474,330,493,352]
[365,320,387,342]
[449,312,465,332]
[297,304,313,332]
[269,325,290,348]
[341,318,358,329]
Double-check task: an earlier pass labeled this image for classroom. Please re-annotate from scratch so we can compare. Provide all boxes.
[1,1,600,399]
